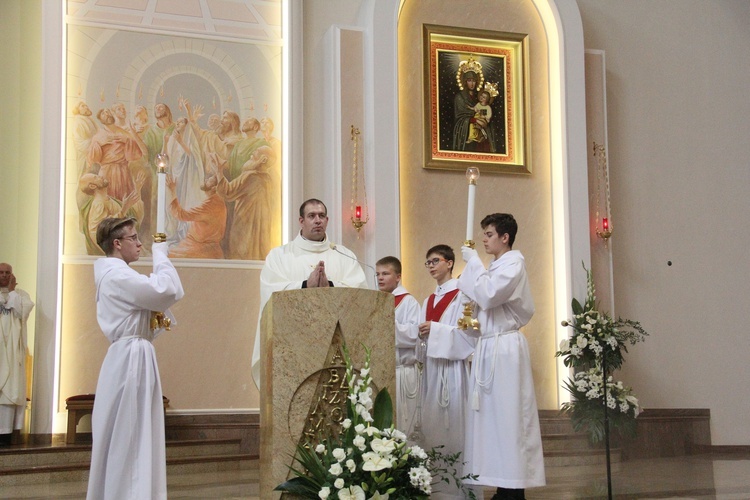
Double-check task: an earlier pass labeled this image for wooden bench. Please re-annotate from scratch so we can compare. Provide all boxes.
[65,394,170,444]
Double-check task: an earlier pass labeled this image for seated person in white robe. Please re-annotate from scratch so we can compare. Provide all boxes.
[458,213,545,499]
[87,217,184,500]
[0,263,34,446]
[251,198,368,386]
[375,256,421,438]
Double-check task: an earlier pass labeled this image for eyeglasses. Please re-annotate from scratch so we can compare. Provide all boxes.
[424,257,447,268]
[118,234,140,243]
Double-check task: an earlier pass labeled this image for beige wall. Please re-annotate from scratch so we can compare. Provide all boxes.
[59,264,261,410]
[577,0,750,445]
[5,0,750,445]
[398,0,557,409]
[0,0,41,353]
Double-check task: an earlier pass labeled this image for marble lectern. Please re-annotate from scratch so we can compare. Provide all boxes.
[259,287,396,499]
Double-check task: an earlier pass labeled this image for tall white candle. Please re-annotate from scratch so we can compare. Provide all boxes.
[156,172,166,234]
[155,153,169,235]
[466,182,476,241]
[465,167,480,242]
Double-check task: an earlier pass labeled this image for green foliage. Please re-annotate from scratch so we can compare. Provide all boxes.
[426,446,480,500]
[275,343,432,499]
[373,388,393,431]
[556,264,649,443]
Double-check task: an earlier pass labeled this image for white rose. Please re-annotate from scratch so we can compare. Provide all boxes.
[334,478,345,489]
[332,448,347,462]
[329,462,343,476]
[353,435,366,451]
[318,486,331,499]
[315,444,326,454]
[559,338,570,352]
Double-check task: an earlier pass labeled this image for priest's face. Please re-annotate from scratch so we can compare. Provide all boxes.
[299,202,328,241]
[376,265,400,293]
[0,264,12,288]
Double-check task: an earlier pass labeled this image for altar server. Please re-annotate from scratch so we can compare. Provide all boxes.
[458,213,545,499]
[418,244,476,500]
[375,256,421,437]
[87,217,184,500]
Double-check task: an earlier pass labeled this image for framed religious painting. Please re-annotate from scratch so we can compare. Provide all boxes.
[423,24,531,174]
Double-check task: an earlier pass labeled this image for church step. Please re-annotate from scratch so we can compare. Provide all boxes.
[545,459,622,478]
[0,438,242,469]
[0,453,256,486]
[538,410,576,435]
[542,432,592,452]
[544,447,622,468]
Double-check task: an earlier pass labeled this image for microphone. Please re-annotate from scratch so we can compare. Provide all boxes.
[329,242,377,289]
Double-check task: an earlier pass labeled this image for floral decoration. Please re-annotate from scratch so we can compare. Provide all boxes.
[556,265,649,443]
[275,345,432,499]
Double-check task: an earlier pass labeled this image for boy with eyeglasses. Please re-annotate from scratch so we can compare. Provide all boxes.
[418,244,477,499]
[87,217,184,500]
[458,213,544,500]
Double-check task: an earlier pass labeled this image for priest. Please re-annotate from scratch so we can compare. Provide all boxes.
[0,263,34,445]
[251,198,368,386]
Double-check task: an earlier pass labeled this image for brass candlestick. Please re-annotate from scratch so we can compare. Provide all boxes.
[457,301,479,330]
[150,311,171,331]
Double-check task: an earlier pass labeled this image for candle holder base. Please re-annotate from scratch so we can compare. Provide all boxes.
[153,233,167,243]
[464,240,475,249]
[457,301,480,330]
[150,311,171,331]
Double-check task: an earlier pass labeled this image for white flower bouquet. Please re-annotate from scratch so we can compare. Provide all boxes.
[275,345,432,499]
[555,265,648,443]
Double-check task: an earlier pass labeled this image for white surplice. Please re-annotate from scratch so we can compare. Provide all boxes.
[420,278,476,500]
[86,242,184,500]
[458,250,545,489]
[251,232,368,386]
[392,285,421,438]
[0,288,34,434]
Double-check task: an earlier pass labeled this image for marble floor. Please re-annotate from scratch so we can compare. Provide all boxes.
[1,452,749,499]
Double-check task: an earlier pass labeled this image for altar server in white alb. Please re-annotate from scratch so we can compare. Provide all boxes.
[375,256,421,437]
[458,213,545,500]
[252,198,368,386]
[0,263,34,446]
[87,217,184,500]
[418,244,477,500]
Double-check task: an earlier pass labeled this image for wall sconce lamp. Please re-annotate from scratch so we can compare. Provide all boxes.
[350,125,369,233]
[593,142,613,246]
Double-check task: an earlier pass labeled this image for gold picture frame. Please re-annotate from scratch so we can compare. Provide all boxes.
[423,24,530,174]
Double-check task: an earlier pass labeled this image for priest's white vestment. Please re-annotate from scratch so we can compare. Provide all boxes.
[87,242,184,500]
[0,287,34,434]
[392,285,421,438]
[420,278,476,500]
[458,250,545,489]
[251,232,368,386]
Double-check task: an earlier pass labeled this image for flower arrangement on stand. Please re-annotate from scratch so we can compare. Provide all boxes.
[555,265,649,443]
[275,345,433,499]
